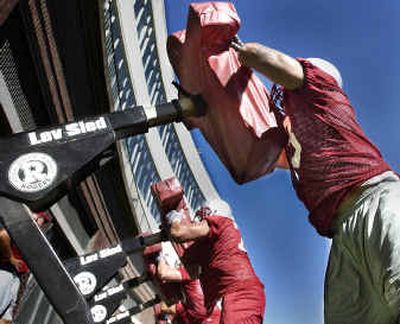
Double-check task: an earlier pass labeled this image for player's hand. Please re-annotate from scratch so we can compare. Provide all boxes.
[160,301,170,313]
[10,256,25,272]
[231,38,264,69]
[160,302,177,315]
[173,82,207,118]
[230,35,244,51]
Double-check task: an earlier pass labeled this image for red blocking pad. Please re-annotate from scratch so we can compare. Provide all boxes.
[151,177,194,257]
[167,2,286,183]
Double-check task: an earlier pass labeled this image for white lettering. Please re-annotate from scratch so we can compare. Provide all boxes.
[107,284,124,296]
[85,121,96,132]
[80,253,99,266]
[50,129,62,140]
[79,121,87,133]
[99,245,123,259]
[94,284,124,302]
[28,132,41,145]
[96,117,107,129]
[116,311,129,320]
[79,244,122,266]
[65,123,81,136]
[40,131,52,143]
[29,117,109,146]
[94,291,107,302]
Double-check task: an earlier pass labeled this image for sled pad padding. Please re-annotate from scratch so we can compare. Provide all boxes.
[167,2,286,183]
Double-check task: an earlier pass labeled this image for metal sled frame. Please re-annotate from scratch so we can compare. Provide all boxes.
[0,98,204,324]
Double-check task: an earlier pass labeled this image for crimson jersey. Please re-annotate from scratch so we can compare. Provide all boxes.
[175,302,191,324]
[180,279,208,323]
[280,59,390,236]
[175,280,221,324]
[180,215,264,311]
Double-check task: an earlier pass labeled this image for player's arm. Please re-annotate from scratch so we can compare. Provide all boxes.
[164,210,210,243]
[157,258,184,282]
[0,229,12,261]
[169,220,210,243]
[157,257,200,282]
[0,229,22,269]
[0,229,24,271]
[234,42,304,90]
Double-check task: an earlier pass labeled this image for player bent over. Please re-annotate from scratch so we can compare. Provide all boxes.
[154,270,221,324]
[161,199,265,324]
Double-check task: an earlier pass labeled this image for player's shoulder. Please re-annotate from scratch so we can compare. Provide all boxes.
[205,215,233,227]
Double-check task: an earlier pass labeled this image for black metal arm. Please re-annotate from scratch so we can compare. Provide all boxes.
[102,297,160,324]
[88,275,155,324]
[65,231,166,299]
[0,98,204,211]
[0,97,205,324]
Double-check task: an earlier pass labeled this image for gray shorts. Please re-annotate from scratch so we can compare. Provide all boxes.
[325,172,400,324]
[0,269,20,321]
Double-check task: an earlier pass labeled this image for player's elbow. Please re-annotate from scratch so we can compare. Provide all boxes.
[157,261,173,282]
[275,54,304,90]
[196,223,210,238]
[281,72,303,90]
[157,269,169,282]
[158,270,175,282]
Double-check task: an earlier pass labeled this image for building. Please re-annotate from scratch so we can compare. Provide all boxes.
[0,0,219,323]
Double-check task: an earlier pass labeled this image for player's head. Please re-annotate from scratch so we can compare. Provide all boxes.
[307,58,343,88]
[195,199,233,221]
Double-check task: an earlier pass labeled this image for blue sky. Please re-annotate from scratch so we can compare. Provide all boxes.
[165,1,400,323]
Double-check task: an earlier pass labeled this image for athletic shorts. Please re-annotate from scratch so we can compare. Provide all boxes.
[0,269,20,321]
[220,283,265,324]
[325,172,400,324]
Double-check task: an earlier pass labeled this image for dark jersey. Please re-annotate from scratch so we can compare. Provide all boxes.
[281,59,390,236]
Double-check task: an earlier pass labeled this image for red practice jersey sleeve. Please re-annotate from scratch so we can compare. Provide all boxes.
[167,2,285,183]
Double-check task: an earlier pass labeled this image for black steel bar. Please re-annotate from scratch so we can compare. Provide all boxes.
[88,273,150,323]
[65,248,127,300]
[0,97,204,324]
[104,297,160,324]
[0,197,94,324]
[121,231,167,255]
[0,97,204,211]
[89,284,127,323]
[65,232,164,300]
[123,272,149,289]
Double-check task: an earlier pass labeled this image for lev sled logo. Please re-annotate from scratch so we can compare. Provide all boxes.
[28,117,108,146]
[91,305,108,323]
[8,153,58,193]
[74,271,97,296]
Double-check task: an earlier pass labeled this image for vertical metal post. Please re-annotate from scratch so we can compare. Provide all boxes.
[0,197,94,324]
